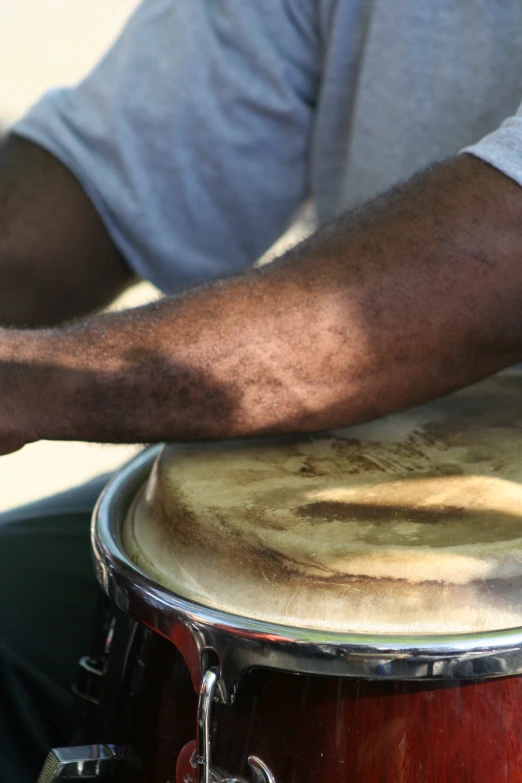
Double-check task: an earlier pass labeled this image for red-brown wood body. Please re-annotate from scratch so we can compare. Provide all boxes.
[82,620,522,783]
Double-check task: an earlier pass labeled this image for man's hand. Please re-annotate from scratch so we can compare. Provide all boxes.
[3,153,522,448]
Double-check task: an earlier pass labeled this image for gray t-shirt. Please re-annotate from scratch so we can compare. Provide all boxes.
[12,0,522,292]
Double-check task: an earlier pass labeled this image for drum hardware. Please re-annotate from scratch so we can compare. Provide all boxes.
[36,744,140,782]
[70,611,117,747]
[71,601,137,747]
[72,655,108,706]
[196,667,219,783]
[72,603,117,707]
[182,667,275,783]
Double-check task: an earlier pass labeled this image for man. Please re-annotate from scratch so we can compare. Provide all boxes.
[3,0,522,778]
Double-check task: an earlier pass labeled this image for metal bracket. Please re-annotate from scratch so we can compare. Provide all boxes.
[72,609,116,708]
[194,668,275,783]
[72,656,106,706]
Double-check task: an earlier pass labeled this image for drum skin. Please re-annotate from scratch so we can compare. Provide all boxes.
[124,369,522,638]
[93,618,522,783]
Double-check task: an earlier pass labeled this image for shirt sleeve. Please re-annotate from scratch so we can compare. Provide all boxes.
[462,99,522,188]
[12,0,319,293]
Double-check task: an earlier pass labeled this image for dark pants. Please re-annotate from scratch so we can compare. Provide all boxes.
[0,475,110,781]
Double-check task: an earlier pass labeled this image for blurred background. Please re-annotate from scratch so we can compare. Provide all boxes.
[1,0,138,123]
[0,0,145,510]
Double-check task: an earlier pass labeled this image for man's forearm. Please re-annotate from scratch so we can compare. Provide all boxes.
[5,154,522,447]
[0,134,136,327]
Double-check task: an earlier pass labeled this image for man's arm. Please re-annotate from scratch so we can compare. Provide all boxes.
[0,134,135,327]
[2,153,522,451]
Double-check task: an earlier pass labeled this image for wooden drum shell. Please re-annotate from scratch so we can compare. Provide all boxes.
[94,618,522,783]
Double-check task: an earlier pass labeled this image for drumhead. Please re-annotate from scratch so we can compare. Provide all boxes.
[122,368,522,634]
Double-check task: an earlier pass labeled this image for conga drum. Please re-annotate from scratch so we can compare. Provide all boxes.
[39,369,522,782]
